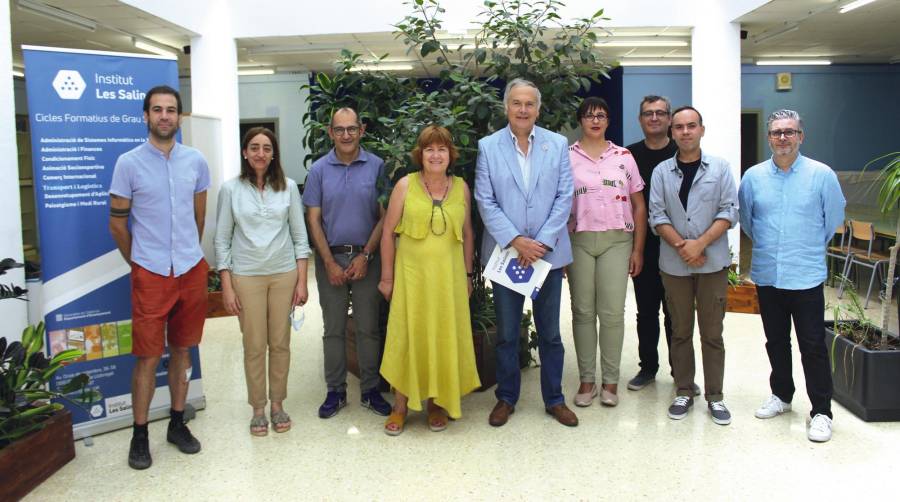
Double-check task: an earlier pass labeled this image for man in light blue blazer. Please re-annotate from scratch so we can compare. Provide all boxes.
[474,78,577,427]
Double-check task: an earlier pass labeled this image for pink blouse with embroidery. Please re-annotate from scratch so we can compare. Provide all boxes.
[568,141,645,233]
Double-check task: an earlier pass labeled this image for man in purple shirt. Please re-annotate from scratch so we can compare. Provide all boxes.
[304,107,391,419]
[109,86,210,470]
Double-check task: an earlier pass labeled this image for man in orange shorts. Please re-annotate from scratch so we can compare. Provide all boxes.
[109,85,210,470]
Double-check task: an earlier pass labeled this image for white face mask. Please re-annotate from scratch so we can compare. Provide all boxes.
[290,307,305,331]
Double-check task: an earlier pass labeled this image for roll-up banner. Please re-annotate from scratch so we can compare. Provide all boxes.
[22,46,205,439]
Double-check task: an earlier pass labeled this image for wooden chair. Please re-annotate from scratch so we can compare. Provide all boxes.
[840,220,893,308]
[825,221,852,287]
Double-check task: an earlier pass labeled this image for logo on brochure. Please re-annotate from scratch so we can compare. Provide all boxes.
[505,260,534,284]
[52,70,86,100]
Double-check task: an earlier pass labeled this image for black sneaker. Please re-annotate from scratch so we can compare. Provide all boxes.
[318,390,348,419]
[128,434,152,470]
[167,422,201,454]
[708,401,732,425]
[627,372,656,391]
[667,396,694,420]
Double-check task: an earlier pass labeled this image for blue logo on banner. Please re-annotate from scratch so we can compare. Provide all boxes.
[506,259,534,284]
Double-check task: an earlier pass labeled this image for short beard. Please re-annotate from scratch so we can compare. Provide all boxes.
[148,123,178,142]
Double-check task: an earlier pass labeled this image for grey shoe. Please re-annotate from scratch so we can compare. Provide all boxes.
[708,401,732,425]
[691,383,701,396]
[627,372,656,391]
[667,396,693,420]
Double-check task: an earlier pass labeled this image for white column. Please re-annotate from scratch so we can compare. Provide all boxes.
[691,1,743,258]
[0,1,28,337]
[188,5,239,181]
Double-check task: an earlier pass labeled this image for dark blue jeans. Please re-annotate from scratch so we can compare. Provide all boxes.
[492,268,565,408]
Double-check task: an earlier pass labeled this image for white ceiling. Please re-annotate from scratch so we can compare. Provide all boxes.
[8,0,900,76]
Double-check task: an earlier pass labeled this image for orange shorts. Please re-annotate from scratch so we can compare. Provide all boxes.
[131,259,208,357]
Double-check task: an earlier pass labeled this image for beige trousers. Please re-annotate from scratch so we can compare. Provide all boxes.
[232,269,297,408]
[568,230,633,384]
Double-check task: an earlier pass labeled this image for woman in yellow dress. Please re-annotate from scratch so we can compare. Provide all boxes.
[378,125,481,435]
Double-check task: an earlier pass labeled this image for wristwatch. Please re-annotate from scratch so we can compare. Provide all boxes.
[363,251,373,262]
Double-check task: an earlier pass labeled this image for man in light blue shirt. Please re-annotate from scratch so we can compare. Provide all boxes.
[739,109,845,443]
[110,86,209,469]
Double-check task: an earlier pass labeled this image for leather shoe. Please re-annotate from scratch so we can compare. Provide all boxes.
[545,403,579,427]
[488,401,515,427]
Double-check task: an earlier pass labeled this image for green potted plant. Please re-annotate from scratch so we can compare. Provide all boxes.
[823,152,900,421]
[302,0,610,387]
[1,256,92,499]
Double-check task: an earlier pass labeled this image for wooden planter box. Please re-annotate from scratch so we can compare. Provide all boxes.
[0,409,76,501]
[825,322,900,422]
[206,290,233,318]
[726,283,760,314]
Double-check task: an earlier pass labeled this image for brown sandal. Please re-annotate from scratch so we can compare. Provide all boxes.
[428,408,449,432]
[384,410,406,436]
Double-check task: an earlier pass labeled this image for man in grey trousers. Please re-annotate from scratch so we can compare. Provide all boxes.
[304,107,391,418]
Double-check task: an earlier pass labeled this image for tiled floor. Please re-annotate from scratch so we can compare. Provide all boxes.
[26,267,900,501]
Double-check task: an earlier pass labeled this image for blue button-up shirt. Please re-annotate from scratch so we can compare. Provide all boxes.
[110,141,210,277]
[738,154,846,290]
[649,151,739,276]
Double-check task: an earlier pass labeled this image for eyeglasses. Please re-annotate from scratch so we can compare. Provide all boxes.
[582,113,608,122]
[331,126,360,136]
[640,110,669,118]
[768,129,800,139]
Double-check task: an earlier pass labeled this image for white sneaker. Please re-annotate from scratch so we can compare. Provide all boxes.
[807,414,833,442]
[754,395,792,419]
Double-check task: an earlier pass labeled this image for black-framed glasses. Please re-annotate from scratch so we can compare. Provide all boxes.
[331,126,360,136]
[582,113,608,122]
[640,110,669,118]
[768,129,800,139]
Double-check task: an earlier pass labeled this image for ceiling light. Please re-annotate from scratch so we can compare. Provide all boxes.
[618,59,692,66]
[597,40,688,47]
[755,59,832,65]
[247,45,343,55]
[12,69,25,78]
[237,68,275,76]
[752,24,799,44]
[16,0,97,32]
[349,64,414,72]
[133,38,179,59]
[839,0,878,13]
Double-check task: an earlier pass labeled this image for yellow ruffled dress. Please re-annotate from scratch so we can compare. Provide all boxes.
[379,172,481,418]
